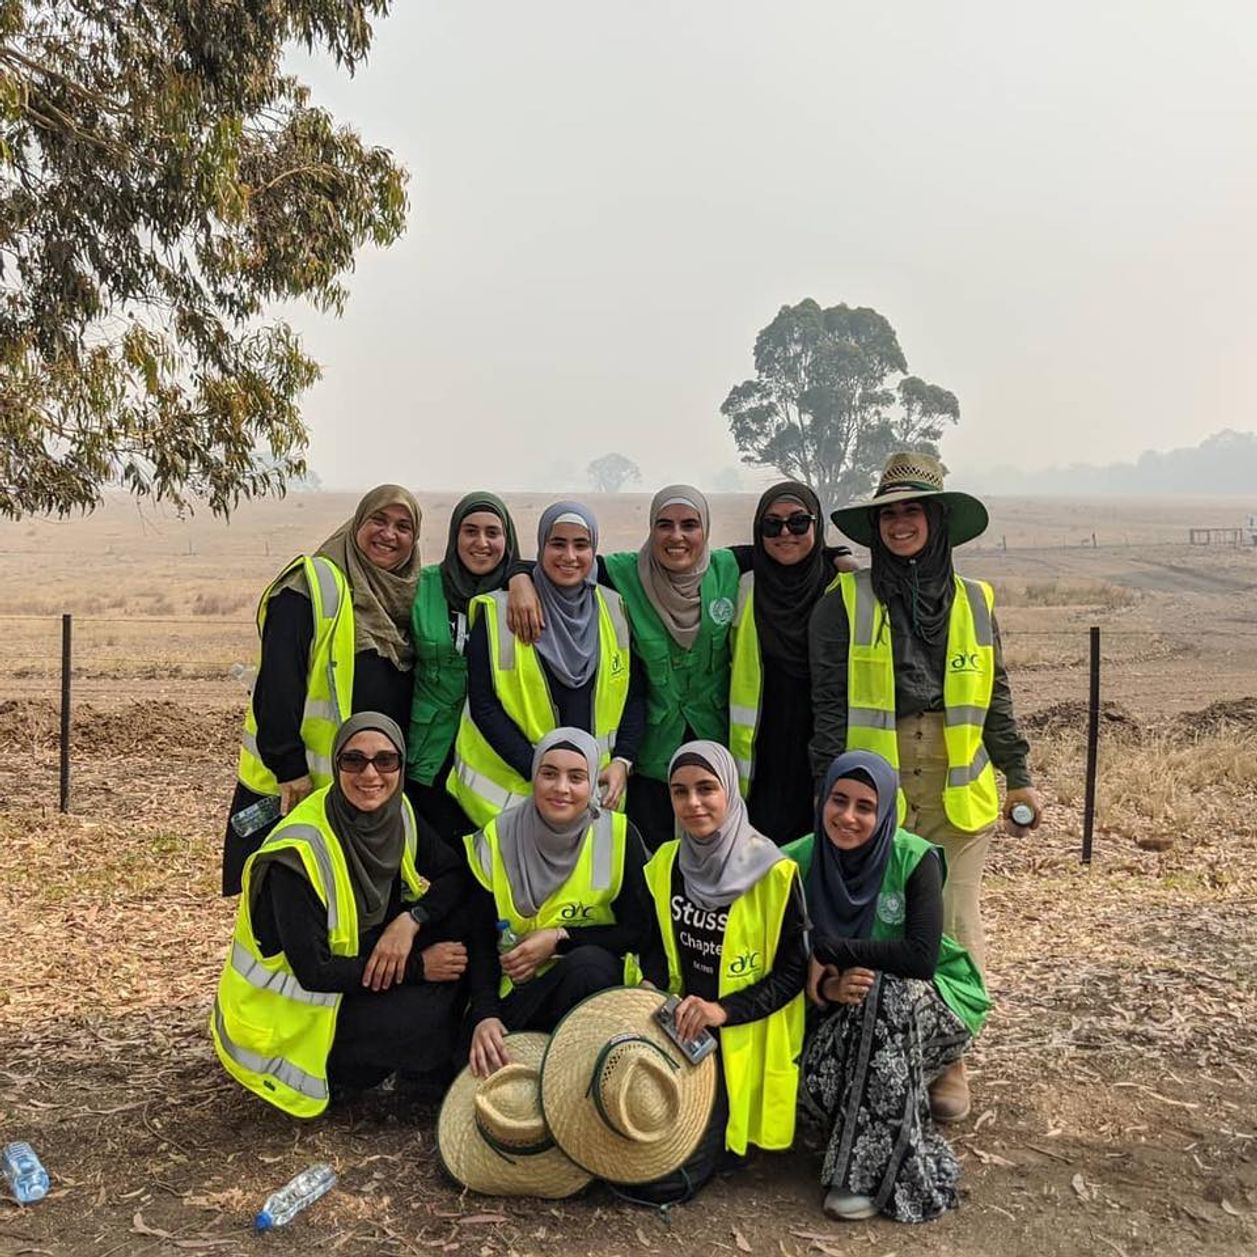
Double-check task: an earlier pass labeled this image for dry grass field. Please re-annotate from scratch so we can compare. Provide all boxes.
[2,491,1257,1256]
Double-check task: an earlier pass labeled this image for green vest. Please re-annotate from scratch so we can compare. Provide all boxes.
[727,572,760,797]
[839,568,1000,832]
[784,830,992,1036]
[447,588,632,827]
[466,810,627,997]
[238,555,355,795]
[603,548,740,782]
[643,842,804,1155]
[211,788,429,1117]
[407,565,468,784]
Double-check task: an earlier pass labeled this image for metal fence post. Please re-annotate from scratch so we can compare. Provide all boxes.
[59,612,72,813]
[1081,625,1100,863]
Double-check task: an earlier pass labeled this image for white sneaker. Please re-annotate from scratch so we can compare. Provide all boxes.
[824,1187,878,1221]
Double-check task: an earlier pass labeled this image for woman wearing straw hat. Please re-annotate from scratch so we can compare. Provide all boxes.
[787,750,990,1222]
[463,728,654,1079]
[405,491,520,845]
[223,485,424,895]
[448,501,646,829]
[211,713,471,1117]
[632,741,807,1200]
[810,450,1040,1119]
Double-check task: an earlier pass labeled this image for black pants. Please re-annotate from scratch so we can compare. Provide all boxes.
[625,775,676,852]
[498,945,624,1033]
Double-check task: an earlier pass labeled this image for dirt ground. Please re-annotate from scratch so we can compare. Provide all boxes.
[2,492,1257,1256]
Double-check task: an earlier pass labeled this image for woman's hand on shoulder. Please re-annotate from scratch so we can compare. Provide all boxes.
[363,913,422,991]
[279,774,314,816]
[599,759,629,810]
[506,573,544,643]
[470,1017,510,1078]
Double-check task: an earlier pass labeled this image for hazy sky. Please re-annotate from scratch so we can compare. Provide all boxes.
[286,1,1257,493]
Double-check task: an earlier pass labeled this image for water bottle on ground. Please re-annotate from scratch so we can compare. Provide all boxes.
[255,1163,337,1230]
[230,794,282,838]
[496,919,532,984]
[2,1141,50,1204]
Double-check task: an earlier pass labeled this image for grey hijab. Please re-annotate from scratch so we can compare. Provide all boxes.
[495,727,601,918]
[534,501,600,689]
[637,485,711,650]
[325,712,408,931]
[670,740,783,910]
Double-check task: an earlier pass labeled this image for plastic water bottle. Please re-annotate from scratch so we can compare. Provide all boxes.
[1011,803,1036,827]
[496,919,532,984]
[230,794,282,838]
[255,1163,337,1230]
[2,1142,50,1204]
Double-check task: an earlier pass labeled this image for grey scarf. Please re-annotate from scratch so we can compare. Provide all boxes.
[637,485,711,650]
[496,727,601,918]
[671,740,783,910]
[533,501,600,689]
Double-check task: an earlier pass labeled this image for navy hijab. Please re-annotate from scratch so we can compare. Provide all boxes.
[805,750,900,941]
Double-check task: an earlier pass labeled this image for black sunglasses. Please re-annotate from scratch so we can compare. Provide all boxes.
[337,749,402,775]
[760,512,816,538]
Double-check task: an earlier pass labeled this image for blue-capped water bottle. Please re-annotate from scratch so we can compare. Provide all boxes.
[255,1163,337,1230]
[2,1141,50,1204]
[496,919,532,984]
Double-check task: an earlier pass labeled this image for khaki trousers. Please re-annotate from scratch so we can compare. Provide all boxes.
[896,711,992,977]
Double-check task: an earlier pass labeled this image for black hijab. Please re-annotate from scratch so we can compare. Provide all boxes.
[326,712,408,931]
[751,481,830,679]
[869,499,955,646]
[440,491,519,616]
[805,750,899,942]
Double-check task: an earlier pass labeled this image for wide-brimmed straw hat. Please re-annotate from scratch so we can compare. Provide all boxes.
[540,987,717,1185]
[438,1033,592,1199]
[829,451,989,548]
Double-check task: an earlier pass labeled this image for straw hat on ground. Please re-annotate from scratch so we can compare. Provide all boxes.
[830,451,989,548]
[438,1033,592,1198]
[540,987,717,1184]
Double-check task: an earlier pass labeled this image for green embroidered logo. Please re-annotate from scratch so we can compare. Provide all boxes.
[877,891,905,926]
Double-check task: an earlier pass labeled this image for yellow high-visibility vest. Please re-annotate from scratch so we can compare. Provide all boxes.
[643,842,804,1155]
[727,572,761,797]
[210,789,428,1118]
[238,555,355,795]
[447,588,631,827]
[839,568,999,832]
[465,810,627,997]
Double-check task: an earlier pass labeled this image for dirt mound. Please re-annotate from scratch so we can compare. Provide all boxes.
[0,698,239,757]
[1022,699,1144,740]
[1172,697,1257,738]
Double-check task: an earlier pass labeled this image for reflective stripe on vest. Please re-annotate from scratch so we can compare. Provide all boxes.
[447,588,631,827]
[211,790,427,1117]
[839,569,999,832]
[237,555,354,795]
[642,842,803,1156]
[727,572,760,797]
[465,810,626,995]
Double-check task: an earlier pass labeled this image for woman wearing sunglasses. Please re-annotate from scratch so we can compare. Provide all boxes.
[728,482,858,844]
[212,713,471,1116]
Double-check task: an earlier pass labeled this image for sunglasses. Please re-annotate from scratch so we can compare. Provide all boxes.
[337,749,402,775]
[760,512,816,538]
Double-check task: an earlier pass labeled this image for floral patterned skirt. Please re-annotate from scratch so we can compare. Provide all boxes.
[799,974,972,1223]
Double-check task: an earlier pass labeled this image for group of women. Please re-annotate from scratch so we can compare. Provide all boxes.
[213,452,1040,1224]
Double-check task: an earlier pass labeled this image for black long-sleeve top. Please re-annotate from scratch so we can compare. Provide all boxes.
[810,850,943,981]
[638,862,808,1027]
[250,822,469,993]
[465,821,654,1025]
[253,588,413,784]
[464,612,647,778]
[807,584,1032,789]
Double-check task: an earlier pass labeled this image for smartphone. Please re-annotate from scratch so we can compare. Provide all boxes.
[654,994,718,1065]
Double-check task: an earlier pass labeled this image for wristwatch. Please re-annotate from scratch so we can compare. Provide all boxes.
[409,905,428,929]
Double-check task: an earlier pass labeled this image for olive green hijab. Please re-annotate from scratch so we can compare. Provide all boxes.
[440,491,519,615]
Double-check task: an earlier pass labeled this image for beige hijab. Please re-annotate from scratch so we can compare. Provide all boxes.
[311,485,423,671]
[637,484,711,650]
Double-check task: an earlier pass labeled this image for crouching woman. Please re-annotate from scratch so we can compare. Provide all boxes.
[786,750,991,1223]
[211,713,469,1116]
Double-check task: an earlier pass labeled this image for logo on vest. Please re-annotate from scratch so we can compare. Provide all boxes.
[728,949,761,977]
[708,597,734,626]
[949,650,982,674]
[558,902,595,922]
[608,651,625,676]
[876,891,906,926]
